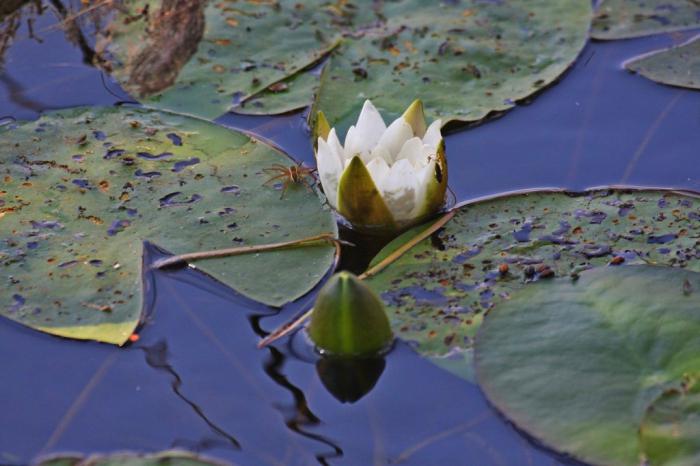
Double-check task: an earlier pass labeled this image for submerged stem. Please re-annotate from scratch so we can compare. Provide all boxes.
[257,307,314,349]
[152,232,345,270]
[257,209,456,349]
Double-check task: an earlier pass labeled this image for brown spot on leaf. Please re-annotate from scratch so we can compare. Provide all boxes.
[267,82,288,93]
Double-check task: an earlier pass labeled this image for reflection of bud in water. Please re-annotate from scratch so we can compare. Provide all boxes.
[316,356,386,404]
[308,271,393,357]
[99,0,207,96]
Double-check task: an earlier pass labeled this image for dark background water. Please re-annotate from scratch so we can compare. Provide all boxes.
[1,3,699,466]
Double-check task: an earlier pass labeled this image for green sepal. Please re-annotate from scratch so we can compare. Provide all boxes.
[314,110,331,142]
[413,139,448,220]
[337,155,397,232]
[402,99,427,138]
[308,272,393,356]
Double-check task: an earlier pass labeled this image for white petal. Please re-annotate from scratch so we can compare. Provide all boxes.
[343,125,360,159]
[326,128,345,162]
[316,138,343,207]
[368,144,393,165]
[422,119,442,149]
[380,159,418,222]
[377,118,413,161]
[395,137,428,169]
[365,157,390,187]
[356,99,386,146]
[344,100,387,159]
[419,143,436,169]
[410,160,436,218]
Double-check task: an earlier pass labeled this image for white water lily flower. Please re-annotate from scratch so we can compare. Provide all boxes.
[314,99,447,232]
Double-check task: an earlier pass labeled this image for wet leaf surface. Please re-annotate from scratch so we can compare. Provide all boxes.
[0,107,336,344]
[315,0,592,133]
[365,189,700,380]
[626,35,700,90]
[100,0,591,128]
[99,0,341,119]
[232,69,320,116]
[37,451,228,466]
[640,373,700,466]
[592,0,700,40]
[475,265,700,466]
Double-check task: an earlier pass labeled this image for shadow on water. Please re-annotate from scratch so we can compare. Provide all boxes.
[0,3,699,466]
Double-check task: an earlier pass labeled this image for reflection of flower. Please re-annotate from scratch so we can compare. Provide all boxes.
[315,99,447,232]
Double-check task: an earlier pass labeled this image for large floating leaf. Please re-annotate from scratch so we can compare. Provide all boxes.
[592,0,700,40]
[100,0,591,127]
[475,266,700,466]
[99,0,344,120]
[640,374,700,466]
[626,35,700,90]
[364,189,700,379]
[37,450,229,466]
[233,69,321,116]
[0,107,336,345]
[313,0,592,132]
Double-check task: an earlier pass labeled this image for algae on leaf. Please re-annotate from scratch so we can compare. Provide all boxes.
[99,0,343,119]
[100,0,592,128]
[0,107,336,345]
[314,0,592,133]
[364,189,700,380]
[36,450,230,466]
[592,0,700,40]
[626,35,700,90]
[475,266,700,466]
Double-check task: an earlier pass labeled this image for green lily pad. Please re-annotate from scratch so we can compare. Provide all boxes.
[640,374,700,466]
[592,0,700,40]
[364,189,700,380]
[100,0,591,127]
[233,69,321,116]
[0,107,336,345]
[36,451,228,466]
[314,0,592,133]
[475,265,700,466]
[626,35,700,90]
[99,0,343,120]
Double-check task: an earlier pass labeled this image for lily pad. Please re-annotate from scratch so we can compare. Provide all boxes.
[364,189,700,379]
[475,266,700,466]
[36,451,229,466]
[314,0,592,133]
[592,0,700,40]
[98,0,343,120]
[99,0,591,128]
[233,68,321,116]
[626,35,700,90]
[640,374,700,466]
[0,107,337,345]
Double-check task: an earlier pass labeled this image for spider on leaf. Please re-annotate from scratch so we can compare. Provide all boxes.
[262,162,317,199]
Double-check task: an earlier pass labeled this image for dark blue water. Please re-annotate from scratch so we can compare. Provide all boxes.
[1,3,699,466]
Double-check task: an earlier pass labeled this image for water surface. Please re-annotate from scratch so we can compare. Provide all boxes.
[1,4,698,466]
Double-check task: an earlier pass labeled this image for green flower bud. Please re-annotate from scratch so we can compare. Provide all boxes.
[308,272,393,356]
